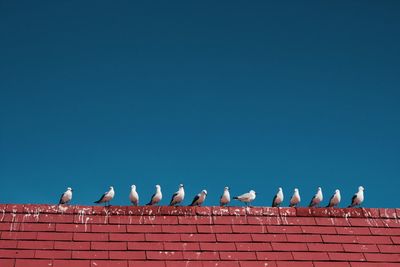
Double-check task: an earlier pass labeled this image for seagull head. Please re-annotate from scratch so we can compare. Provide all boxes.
[317,187,322,191]
[278,187,282,191]
[335,189,340,194]
[109,186,114,190]
[358,186,364,191]
[155,184,161,189]
[131,185,136,189]
[202,190,207,195]
[179,184,184,188]
[294,188,299,193]
[67,187,72,191]
[250,190,256,195]
[224,186,229,191]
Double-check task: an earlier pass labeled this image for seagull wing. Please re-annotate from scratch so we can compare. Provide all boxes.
[272,195,278,207]
[146,193,156,205]
[326,194,335,207]
[59,193,66,204]
[169,192,178,205]
[190,195,200,206]
[309,196,316,207]
[94,193,106,203]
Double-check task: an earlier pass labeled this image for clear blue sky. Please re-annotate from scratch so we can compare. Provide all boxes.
[1,1,399,207]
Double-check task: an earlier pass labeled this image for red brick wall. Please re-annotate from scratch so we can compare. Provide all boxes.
[0,204,400,267]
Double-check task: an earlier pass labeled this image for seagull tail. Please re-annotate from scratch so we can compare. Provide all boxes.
[94,200,101,204]
[233,197,239,200]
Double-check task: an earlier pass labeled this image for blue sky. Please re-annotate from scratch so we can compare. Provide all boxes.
[1,1,399,207]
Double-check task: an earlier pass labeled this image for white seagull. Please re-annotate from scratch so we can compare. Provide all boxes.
[220,186,231,206]
[189,189,207,206]
[348,186,365,208]
[233,190,256,206]
[309,187,323,207]
[272,187,284,207]
[326,189,341,208]
[146,184,162,205]
[59,187,73,205]
[129,185,139,206]
[94,186,115,206]
[289,188,301,207]
[169,184,185,206]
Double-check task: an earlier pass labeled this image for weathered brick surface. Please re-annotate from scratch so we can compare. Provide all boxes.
[0,204,399,265]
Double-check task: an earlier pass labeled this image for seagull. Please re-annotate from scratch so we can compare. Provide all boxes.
[169,184,185,206]
[94,186,115,206]
[220,186,231,206]
[272,187,284,207]
[233,190,256,206]
[59,187,73,205]
[129,185,139,206]
[289,188,301,207]
[146,184,162,205]
[326,189,341,208]
[189,190,207,206]
[309,187,323,207]
[348,186,365,208]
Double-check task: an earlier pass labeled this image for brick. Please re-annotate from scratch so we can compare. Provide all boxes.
[307,243,344,252]
[314,263,350,267]
[90,260,128,267]
[363,253,400,262]
[200,242,236,251]
[0,249,35,258]
[110,233,145,242]
[378,244,400,253]
[35,250,72,259]
[128,242,164,250]
[343,244,379,253]
[220,251,256,260]
[164,242,199,251]
[322,235,358,244]
[179,216,213,225]
[56,223,90,232]
[232,225,265,233]
[271,242,308,251]
[15,259,52,267]
[213,216,247,225]
[92,241,127,250]
[197,225,232,233]
[370,227,400,236]
[216,234,252,242]
[146,251,184,260]
[256,251,293,260]
[72,251,109,259]
[0,240,18,248]
[183,251,219,260]
[162,225,197,233]
[336,227,371,235]
[38,232,73,241]
[235,242,272,251]
[146,233,181,241]
[20,223,56,232]
[18,240,54,249]
[74,233,108,241]
[92,224,126,232]
[109,251,146,260]
[357,235,393,244]
[286,234,322,242]
[240,261,277,267]
[54,241,90,250]
[267,225,302,233]
[0,259,14,267]
[129,261,165,267]
[127,225,162,233]
[181,233,215,242]
[301,225,336,234]
[251,233,286,242]
[292,251,329,260]
[328,252,365,261]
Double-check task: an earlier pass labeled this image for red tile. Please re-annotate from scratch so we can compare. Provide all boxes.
[195,207,212,216]
[72,251,109,259]
[129,261,165,267]
[286,234,322,242]
[54,241,90,250]
[370,227,400,236]
[164,242,200,251]
[213,216,247,225]
[15,259,52,267]
[203,261,240,267]
[56,223,90,232]
[256,251,293,260]
[378,244,400,253]
[181,233,216,242]
[55,259,91,267]
[110,233,145,242]
[307,243,344,252]
[126,225,162,233]
[315,217,351,226]
[216,234,252,242]
[336,227,371,235]
[276,262,313,267]
[35,250,71,259]
[179,216,213,225]
[349,218,383,227]
[350,263,400,267]
[162,225,197,233]
[391,236,400,244]
[235,242,272,251]
[328,252,365,261]
[285,217,316,225]
[159,206,196,216]
[20,223,56,232]
[301,225,336,234]
[247,216,281,225]
[91,241,127,250]
[146,233,181,242]
[232,225,266,233]
[314,263,350,267]
[37,232,73,241]
[271,242,308,251]
[39,214,74,223]
[109,251,146,260]
[91,224,126,232]
[183,251,219,260]
[73,232,108,241]
[128,241,164,250]
[219,251,256,260]
[0,259,14,267]
[146,251,184,260]
[342,244,379,253]
[251,233,286,242]
[357,235,393,244]
[200,242,236,251]
[0,249,35,258]
[322,235,358,244]
[18,240,54,249]
[245,207,264,216]
[240,261,277,267]
[379,208,397,219]
[267,225,302,233]
[90,260,128,267]
[363,253,400,262]
[197,225,233,233]
[228,207,247,216]
[211,207,230,216]
[263,207,280,216]
[292,251,329,260]
[278,207,296,217]
[1,231,38,240]
[0,240,18,248]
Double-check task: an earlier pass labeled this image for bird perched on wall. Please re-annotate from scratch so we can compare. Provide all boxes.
[189,190,207,206]
[146,184,162,205]
[233,190,256,206]
[94,186,115,206]
[129,185,139,206]
[220,186,230,206]
[169,184,185,206]
[348,186,365,208]
[326,189,341,208]
[59,187,73,205]
[272,187,284,207]
[309,187,323,207]
[289,188,301,207]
